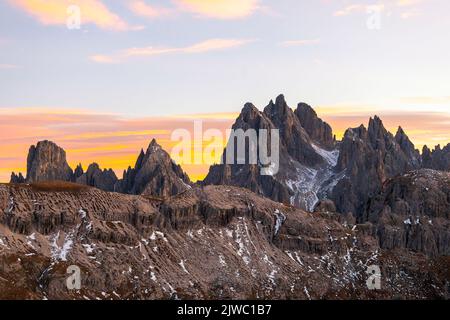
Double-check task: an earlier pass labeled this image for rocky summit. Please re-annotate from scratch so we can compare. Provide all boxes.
[25,140,73,183]
[114,139,192,198]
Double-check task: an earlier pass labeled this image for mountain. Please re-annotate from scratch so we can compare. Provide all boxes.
[10,172,25,183]
[24,140,73,183]
[75,163,118,192]
[0,181,448,299]
[9,139,190,198]
[114,139,192,198]
[422,143,450,171]
[332,118,421,218]
[204,96,427,219]
[204,95,340,211]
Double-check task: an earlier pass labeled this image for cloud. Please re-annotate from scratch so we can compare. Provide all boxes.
[333,4,365,16]
[280,39,320,47]
[396,0,424,7]
[8,0,134,31]
[0,107,235,183]
[91,38,254,63]
[175,0,260,19]
[0,64,21,69]
[128,0,174,19]
[334,0,425,18]
[399,96,450,104]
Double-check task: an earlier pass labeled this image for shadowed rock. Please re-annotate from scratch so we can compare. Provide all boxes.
[10,172,25,183]
[25,140,73,183]
[115,139,192,197]
[76,163,118,192]
[295,102,334,149]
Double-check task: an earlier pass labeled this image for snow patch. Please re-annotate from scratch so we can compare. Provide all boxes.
[179,260,189,274]
[273,209,286,235]
[50,230,75,262]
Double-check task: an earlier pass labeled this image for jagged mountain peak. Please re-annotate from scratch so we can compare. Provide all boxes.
[10,172,25,183]
[263,94,293,119]
[368,115,388,135]
[148,138,160,150]
[115,138,192,197]
[295,102,334,149]
[76,162,118,192]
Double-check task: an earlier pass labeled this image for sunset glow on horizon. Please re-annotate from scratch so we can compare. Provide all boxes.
[1,104,449,183]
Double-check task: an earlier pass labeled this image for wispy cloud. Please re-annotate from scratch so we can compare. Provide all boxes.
[175,0,260,19]
[334,0,426,18]
[399,96,450,104]
[0,107,235,182]
[333,4,366,17]
[0,64,21,69]
[128,0,174,19]
[396,0,425,7]
[91,38,255,63]
[8,0,135,31]
[280,39,320,47]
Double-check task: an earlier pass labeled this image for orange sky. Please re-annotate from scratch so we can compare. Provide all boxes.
[1,107,449,183]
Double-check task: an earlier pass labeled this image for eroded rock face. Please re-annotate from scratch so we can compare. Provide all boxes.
[76,163,118,192]
[295,102,334,149]
[25,141,73,183]
[115,139,191,198]
[204,95,340,211]
[365,169,450,257]
[0,182,448,300]
[263,95,324,167]
[422,143,450,171]
[332,117,421,218]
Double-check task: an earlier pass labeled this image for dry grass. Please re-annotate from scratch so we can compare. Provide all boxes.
[3,181,90,193]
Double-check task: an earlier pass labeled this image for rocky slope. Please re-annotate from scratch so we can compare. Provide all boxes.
[0,182,448,300]
[364,169,450,257]
[114,139,192,198]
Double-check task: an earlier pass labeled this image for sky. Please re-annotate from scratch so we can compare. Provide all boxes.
[1,0,450,182]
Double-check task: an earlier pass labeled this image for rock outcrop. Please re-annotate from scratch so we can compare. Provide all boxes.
[422,143,450,171]
[10,172,25,184]
[76,163,118,192]
[25,140,73,183]
[295,102,334,149]
[115,139,192,198]
[332,117,421,218]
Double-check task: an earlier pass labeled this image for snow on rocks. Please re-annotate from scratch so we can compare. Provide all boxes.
[7,197,14,214]
[179,259,189,274]
[149,231,168,242]
[50,230,75,262]
[285,145,343,211]
[273,209,286,235]
[26,233,36,249]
